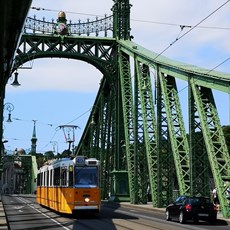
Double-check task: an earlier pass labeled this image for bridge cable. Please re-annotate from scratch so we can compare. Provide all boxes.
[153,0,230,61]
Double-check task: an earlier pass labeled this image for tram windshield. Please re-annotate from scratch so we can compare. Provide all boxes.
[75,166,98,188]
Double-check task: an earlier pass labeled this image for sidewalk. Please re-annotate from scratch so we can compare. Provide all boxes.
[0,200,8,230]
[103,201,230,225]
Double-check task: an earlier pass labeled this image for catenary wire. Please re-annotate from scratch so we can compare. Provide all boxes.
[153,0,230,61]
[30,6,230,31]
[28,3,230,142]
[30,4,230,72]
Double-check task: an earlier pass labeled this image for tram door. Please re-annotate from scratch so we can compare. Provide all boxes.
[60,166,68,212]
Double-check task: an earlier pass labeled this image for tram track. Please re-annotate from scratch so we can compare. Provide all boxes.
[3,195,230,230]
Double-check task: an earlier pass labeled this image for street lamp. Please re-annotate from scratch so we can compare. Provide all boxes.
[3,102,14,123]
[11,71,21,87]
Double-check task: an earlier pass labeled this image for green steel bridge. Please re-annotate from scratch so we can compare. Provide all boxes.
[1,0,230,218]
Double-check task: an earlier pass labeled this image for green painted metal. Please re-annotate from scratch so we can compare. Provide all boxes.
[14,35,117,77]
[133,61,148,204]
[188,78,210,197]
[156,67,174,207]
[190,78,230,218]
[118,40,230,93]
[134,61,158,205]
[3,1,229,219]
[158,73,190,196]
[24,15,113,37]
[112,0,131,40]
[118,49,136,203]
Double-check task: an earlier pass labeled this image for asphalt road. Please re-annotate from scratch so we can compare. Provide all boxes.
[2,195,230,230]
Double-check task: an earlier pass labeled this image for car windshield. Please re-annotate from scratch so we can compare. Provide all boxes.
[75,166,98,188]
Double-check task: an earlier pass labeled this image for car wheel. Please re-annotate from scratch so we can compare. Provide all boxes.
[165,210,171,221]
[179,211,186,224]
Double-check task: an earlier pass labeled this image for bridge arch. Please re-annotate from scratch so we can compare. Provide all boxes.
[15,53,112,81]
[13,35,118,85]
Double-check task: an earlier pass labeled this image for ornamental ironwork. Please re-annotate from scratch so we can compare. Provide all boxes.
[24,14,113,37]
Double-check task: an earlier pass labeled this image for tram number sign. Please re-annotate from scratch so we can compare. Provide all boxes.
[75,156,85,166]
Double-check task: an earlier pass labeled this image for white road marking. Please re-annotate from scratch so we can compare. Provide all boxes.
[14,206,25,210]
[16,197,71,230]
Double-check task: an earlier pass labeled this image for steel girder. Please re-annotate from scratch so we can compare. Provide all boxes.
[134,62,148,204]
[190,77,230,218]
[159,73,190,196]
[134,61,158,206]
[119,40,230,218]
[118,50,136,203]
[156,68,174,206]
[118,40,230,93]
[188,79,210,197]
[13,34,117,80]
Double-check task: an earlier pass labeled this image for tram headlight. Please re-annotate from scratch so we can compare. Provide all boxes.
[84,197,90,203]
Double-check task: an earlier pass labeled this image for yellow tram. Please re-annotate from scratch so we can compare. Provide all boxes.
[36,156,101,215]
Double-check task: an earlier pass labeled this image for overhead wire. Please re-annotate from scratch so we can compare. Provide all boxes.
[131,18,230,31]
[153,0,230,61]
[31,7,105,17]
[7,107,92,152]
[176,0,230,94]
[31,3,230,73]
[26,2,230,145]
[38,108,92,152]
[31,2,230,71]
[206,57,230,74]
[31,6,230,31]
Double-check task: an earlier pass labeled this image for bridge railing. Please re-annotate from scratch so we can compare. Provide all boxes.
[23,15,113,37]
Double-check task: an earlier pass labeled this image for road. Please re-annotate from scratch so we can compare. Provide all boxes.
[2,195,230,230]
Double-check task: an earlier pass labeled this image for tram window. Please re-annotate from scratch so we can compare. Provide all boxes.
[41,172,44,186]
[47,171,49,186]
[37,173,41,186]
[44,171,47,186]
[54,167,60,186]
[61,167,67,186]
[75,167,98,187]
[50,169,53,186]
[69,166,73,186]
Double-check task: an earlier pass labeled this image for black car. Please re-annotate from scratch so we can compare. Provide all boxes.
[165,195,217,224]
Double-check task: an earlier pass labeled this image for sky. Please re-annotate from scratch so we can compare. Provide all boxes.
[3,0,230,154]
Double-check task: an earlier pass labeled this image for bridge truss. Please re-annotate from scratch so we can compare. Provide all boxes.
[9,0,230,218]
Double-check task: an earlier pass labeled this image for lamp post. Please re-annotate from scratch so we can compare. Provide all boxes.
[11,71,21,87]
[3,102,14,123]
[0,102,15,197]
